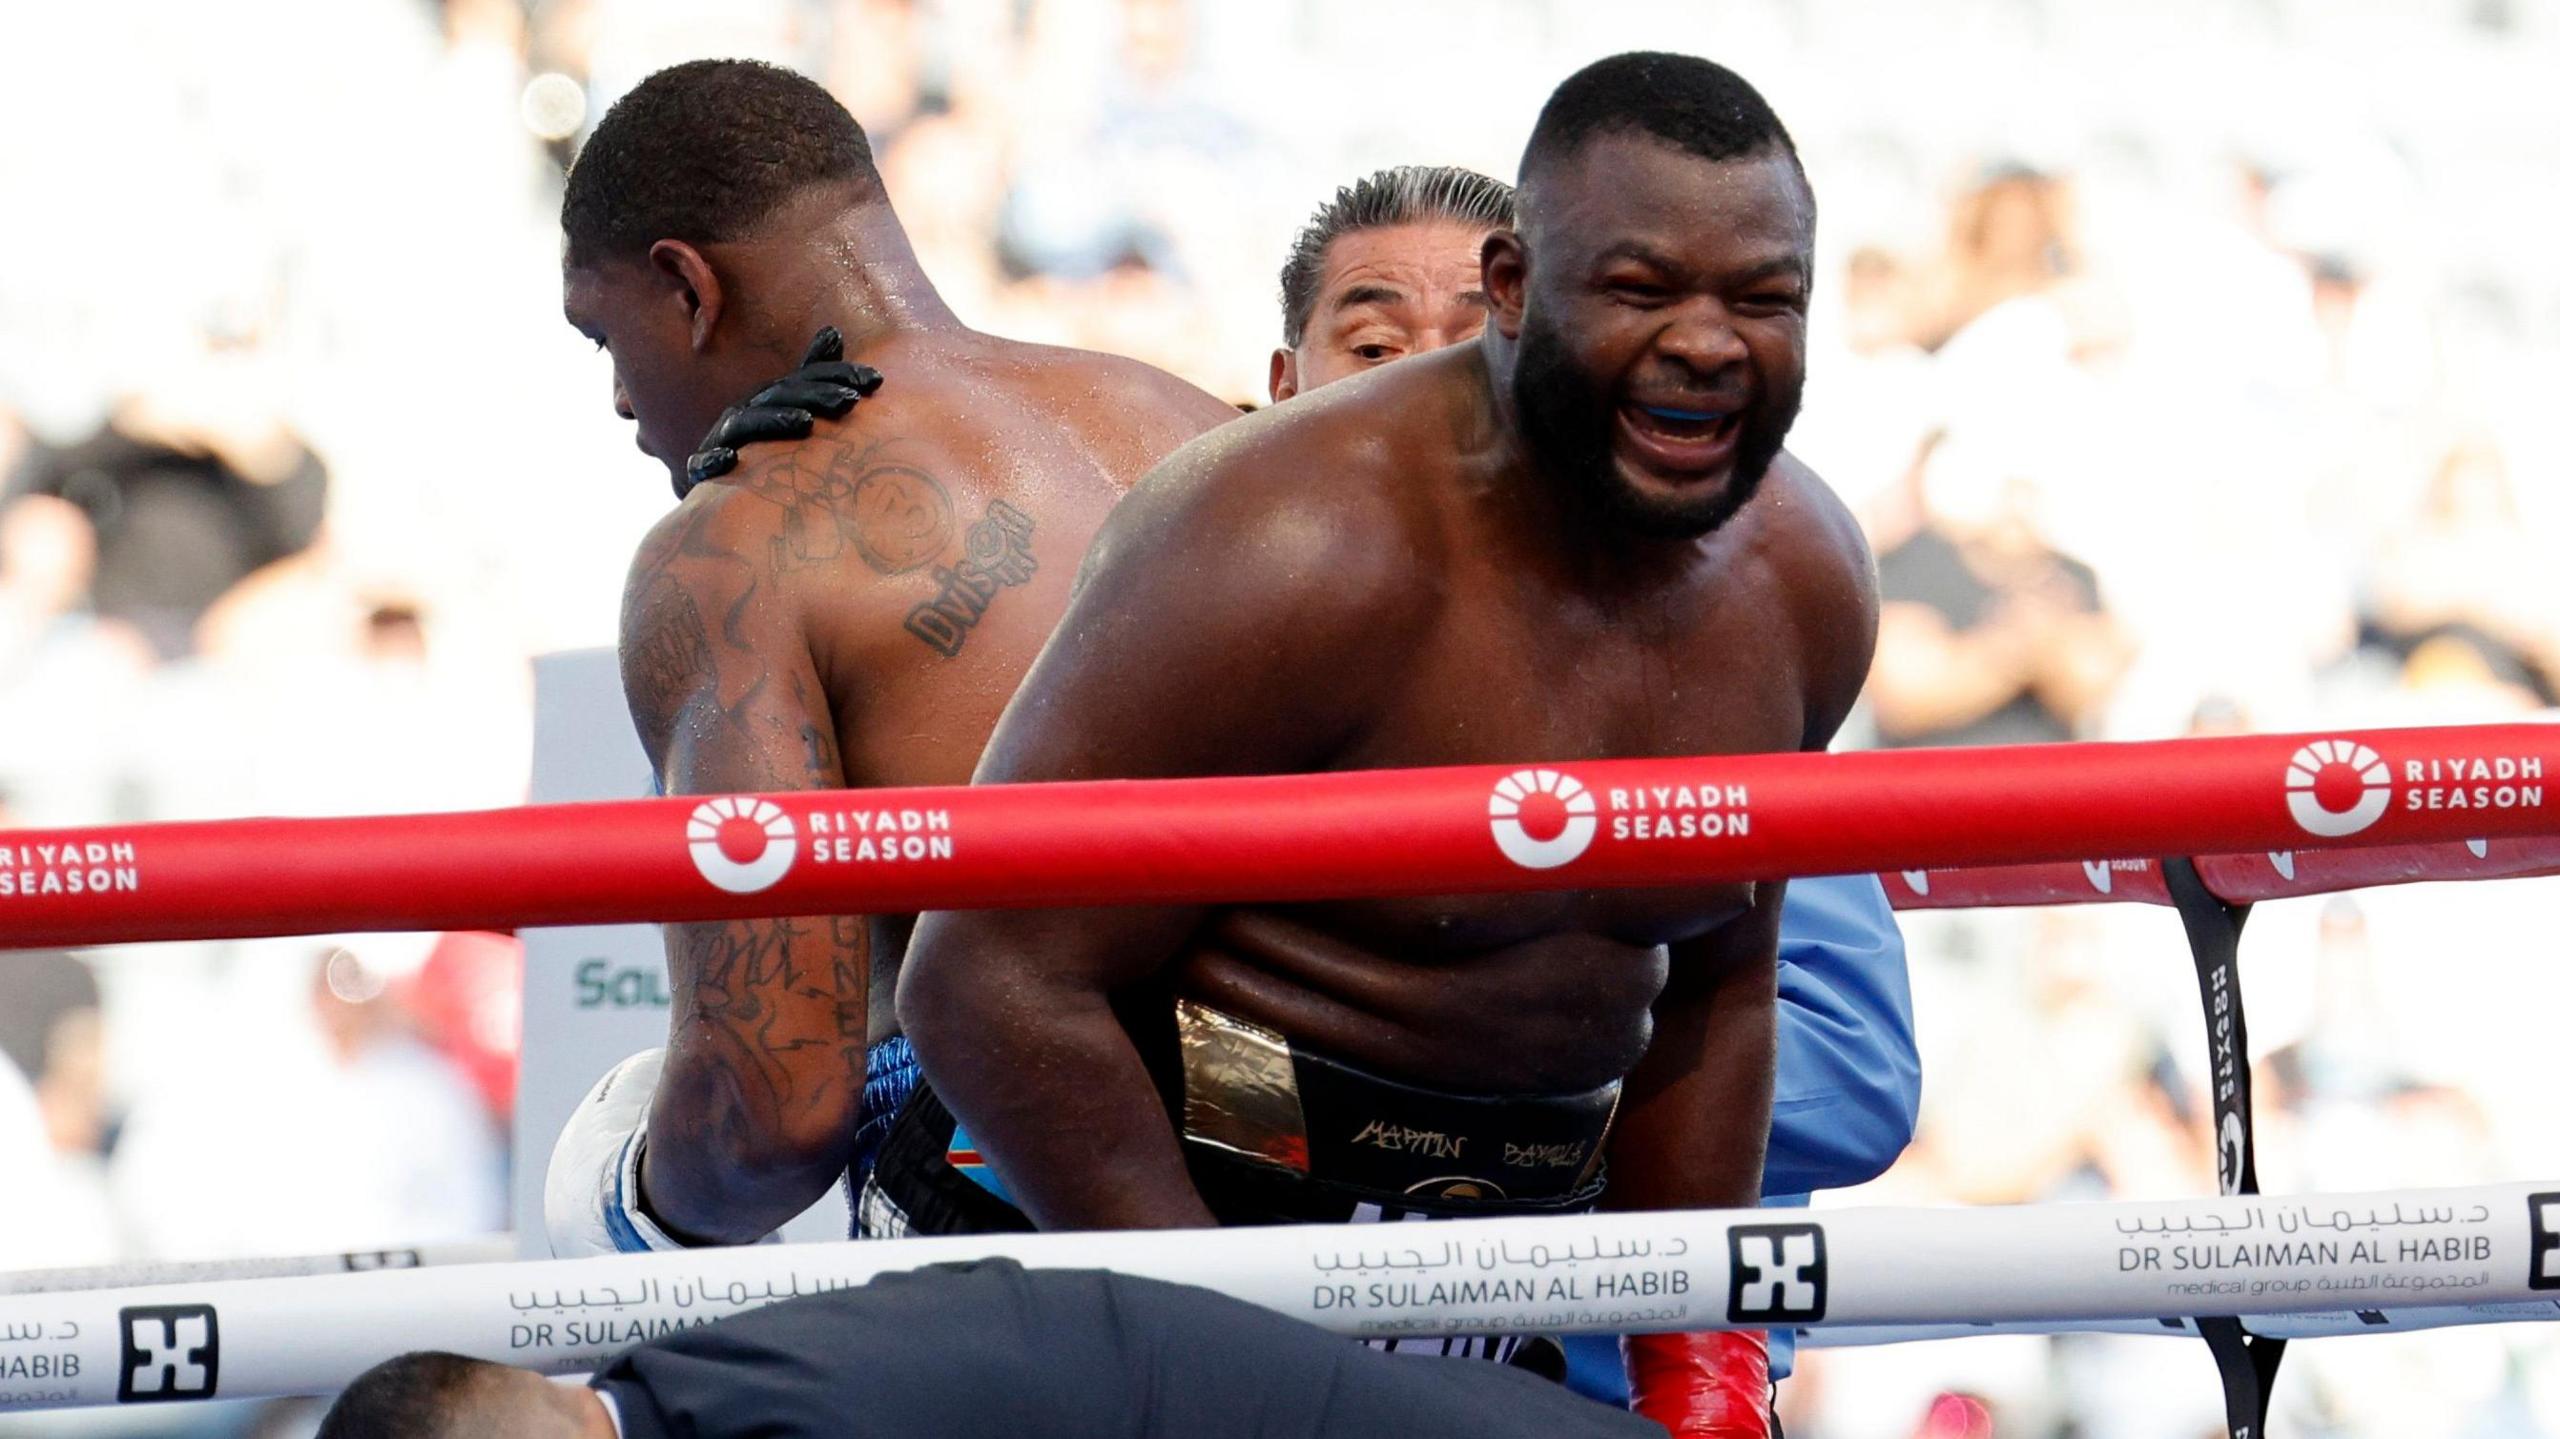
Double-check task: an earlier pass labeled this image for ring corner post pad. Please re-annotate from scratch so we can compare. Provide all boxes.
[2162,854,2284,1438]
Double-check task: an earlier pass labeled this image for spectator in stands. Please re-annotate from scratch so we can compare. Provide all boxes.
[0,1042,54,1273]
[1866,432,2133,748]
[1914,165,2078,352]
[2364,439,2559,699]
[299,945,509,1248]
[0,949,118,1265]
[110,944,506,1258]
[5,330,327,661]
[0,950,108,1166]
[0,494,151,825]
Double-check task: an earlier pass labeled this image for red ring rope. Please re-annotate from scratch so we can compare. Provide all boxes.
[0,724,2549,948]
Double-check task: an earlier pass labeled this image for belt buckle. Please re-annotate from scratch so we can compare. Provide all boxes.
[1175,998,1313,1174]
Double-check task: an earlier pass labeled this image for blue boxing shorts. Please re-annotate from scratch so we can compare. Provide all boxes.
[848,1034,923,1234]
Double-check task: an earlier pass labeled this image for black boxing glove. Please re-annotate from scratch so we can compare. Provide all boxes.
[679,327,884,498]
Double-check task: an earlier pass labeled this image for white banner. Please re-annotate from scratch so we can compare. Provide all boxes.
[2,1182,2552,1411]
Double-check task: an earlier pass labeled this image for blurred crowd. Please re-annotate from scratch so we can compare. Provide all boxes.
[2,0,2557,1434]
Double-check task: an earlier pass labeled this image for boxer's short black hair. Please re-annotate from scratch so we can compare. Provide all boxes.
[1278,165,1516,347]
[1518,52,1800,189]
[316,1352,501,1439]
[563,59,880,268]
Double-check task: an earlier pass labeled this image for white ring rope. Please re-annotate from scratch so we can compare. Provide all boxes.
[0,1182,2547,1410]
[1804,1304,2559,1349]
[0,1238,514,1298]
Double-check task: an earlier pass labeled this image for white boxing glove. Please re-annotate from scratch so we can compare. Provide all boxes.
[544,1049,775,1256]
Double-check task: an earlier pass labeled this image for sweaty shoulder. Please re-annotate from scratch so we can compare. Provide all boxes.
[872,335,1239,475]
[1049,346,1243,439]
[1753,452,1879,747]
[1017,357,1466,764]
[1090,352,1459,611]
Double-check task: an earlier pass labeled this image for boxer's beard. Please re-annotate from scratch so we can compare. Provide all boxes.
[1509,306,1798,540]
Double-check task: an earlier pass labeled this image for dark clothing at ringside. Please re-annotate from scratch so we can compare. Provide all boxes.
[590,1260,1652,1438]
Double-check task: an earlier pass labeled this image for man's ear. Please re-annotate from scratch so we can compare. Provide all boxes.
[1267,348,1299,404]
[646,240,726,353]
[1480,230,1528,341]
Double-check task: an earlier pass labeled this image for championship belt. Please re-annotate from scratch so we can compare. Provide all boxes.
[1174,999,1618,1214]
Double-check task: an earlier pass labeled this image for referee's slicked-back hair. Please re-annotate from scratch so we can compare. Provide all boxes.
[563,59,881,269]
[315,1351,502,1439]
[1518,52,1800,197]
[1278,165,1516,347]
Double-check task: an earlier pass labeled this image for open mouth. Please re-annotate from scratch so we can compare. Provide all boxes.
[1617,402,1742,474]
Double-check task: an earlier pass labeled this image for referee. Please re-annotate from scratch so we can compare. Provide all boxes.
[317,1260,1656,1438]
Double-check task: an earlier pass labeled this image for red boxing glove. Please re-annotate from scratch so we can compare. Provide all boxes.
[1622,1330,1772,1437]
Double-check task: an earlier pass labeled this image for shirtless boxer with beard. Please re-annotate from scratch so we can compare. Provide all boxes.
[894,53,1878,1437]
[1262,162,1914,1415]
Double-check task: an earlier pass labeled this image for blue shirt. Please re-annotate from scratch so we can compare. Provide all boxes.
[1564,871,1918,1397]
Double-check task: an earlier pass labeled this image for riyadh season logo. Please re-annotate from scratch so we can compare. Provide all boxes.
[1488,769,1597,870]
[687,798,798,894]
[2285,740,2391,839]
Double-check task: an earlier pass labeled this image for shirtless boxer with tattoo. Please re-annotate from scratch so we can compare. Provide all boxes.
[543,59,1234,1256]
[892,54,1878,1436]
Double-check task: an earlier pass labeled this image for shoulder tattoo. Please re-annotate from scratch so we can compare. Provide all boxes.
[727,437,957,578]
[902,499,1038,659]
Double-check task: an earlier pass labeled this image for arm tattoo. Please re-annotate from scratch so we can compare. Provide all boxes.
[624,500,765,752]
[669,914,862,1123]
[624,586,716,744]
[828,915,868,1040]
[625,460,881,1205]
[800,722,840,779]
